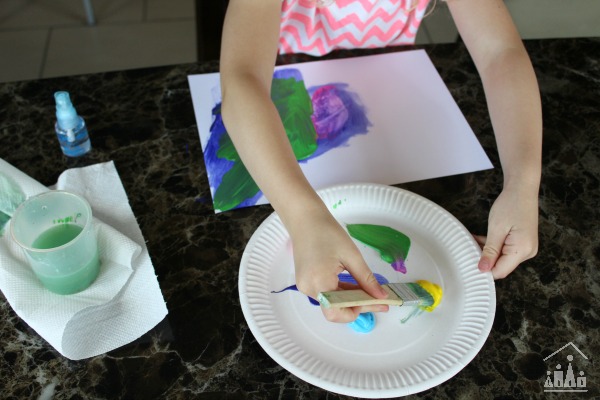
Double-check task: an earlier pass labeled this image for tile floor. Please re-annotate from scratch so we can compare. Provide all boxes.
[0,0,196,83]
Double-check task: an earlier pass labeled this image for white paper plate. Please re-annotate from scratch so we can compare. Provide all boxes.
[239,183,495,398]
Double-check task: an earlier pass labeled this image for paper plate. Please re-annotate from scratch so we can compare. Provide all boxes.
[239,183,495,398]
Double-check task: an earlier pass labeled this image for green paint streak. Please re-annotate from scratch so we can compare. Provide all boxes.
[332,198,348,210]
[271,77,317,160]
[346,224,411,265]
[213,161,259,211]
[213,76,317,211]
[216,127,238,161]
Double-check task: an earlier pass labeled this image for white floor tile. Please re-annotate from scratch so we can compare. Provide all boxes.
[0,0,144,29]
[42,21,196,78]
[146,0,195,21]
[0,29,48,83]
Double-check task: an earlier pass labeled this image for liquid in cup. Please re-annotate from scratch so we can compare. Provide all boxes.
[10,191,100,294]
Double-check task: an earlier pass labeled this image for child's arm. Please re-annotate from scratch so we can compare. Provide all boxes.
[220,0,389,320]
[447,0,542,278]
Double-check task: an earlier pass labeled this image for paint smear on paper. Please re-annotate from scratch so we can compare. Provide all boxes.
[346,223,411,273]
[204,68,370,212]
[271,272,389,306]
[271,69,318,160]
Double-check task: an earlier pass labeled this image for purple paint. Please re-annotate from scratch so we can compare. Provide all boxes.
[307,83,371,159]
[311,85,350,139]
[392,259,407,274]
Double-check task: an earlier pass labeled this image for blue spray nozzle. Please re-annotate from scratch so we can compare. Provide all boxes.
[54,91,79,130]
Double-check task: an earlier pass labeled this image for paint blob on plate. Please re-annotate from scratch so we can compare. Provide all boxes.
[271,223,442,332]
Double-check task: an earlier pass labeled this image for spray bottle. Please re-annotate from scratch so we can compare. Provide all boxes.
[54,91,91,157]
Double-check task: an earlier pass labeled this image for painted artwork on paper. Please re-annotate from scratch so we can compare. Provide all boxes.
[190,50,494,214]
[203,68,370,212]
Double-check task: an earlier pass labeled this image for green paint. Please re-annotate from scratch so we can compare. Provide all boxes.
[212,76,318,211]
[213,161,260,211]
[332,198,348,209]
[346,224,411,272]
[32,224,83,249]
[271,77,318,160]
[215,119,238,161]
[31,224,100,295]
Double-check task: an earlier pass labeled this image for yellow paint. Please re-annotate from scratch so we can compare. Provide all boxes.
[416,280,443,312]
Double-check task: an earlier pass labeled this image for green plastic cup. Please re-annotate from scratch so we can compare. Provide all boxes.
[10,190,100,295]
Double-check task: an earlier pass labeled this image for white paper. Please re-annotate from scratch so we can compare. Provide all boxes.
[188,50,493,212]
[0,159,168,360]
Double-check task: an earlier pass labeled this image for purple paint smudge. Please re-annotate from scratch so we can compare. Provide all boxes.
[391,259,407,274]
[311,85,350,139]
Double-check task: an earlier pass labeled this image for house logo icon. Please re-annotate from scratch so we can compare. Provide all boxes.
[544,342,589,393]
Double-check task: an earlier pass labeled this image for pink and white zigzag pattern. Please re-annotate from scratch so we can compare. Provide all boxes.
[279,0,430,56]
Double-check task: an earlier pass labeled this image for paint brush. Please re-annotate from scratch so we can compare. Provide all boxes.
[317,282,437,309]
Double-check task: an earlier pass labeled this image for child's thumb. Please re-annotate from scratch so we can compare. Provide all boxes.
[347,261,388,299]
[478,232,504,272]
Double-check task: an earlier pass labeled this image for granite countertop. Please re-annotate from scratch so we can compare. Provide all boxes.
[0,38,598,399]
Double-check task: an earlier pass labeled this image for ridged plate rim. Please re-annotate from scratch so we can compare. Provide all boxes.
[239,183,495,397]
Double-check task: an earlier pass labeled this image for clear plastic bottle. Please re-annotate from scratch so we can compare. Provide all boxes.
[54,91,91,157]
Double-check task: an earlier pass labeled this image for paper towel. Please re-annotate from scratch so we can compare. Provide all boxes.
[0,158,168,360]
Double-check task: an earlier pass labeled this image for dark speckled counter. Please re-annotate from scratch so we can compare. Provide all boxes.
[1,38,599,399]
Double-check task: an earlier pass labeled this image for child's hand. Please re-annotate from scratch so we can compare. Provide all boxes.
[289,212,389,323]
[475,185,539,279]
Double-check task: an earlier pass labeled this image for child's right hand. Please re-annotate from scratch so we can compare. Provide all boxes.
[288,209,390,323]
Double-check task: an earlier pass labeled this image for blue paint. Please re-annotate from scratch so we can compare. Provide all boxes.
[271,284,320,305]
[348,312,376,333]
[273,68,304,81]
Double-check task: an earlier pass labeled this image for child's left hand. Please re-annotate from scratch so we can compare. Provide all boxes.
[474,185,539,279]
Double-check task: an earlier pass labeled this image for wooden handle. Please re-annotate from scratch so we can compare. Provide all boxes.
[317,285,403,308]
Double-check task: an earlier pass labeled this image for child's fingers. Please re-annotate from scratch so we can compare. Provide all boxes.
[344,260,389,300]
[491,253,521,280]
[473,234,486,248]
[321,303,388,323]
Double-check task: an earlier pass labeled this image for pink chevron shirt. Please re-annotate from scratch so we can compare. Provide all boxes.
[279,0,431,56]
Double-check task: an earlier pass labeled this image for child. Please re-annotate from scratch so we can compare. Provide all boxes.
[219,0,541,323]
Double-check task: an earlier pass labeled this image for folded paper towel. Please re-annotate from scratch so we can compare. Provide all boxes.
[0,158,168,360]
